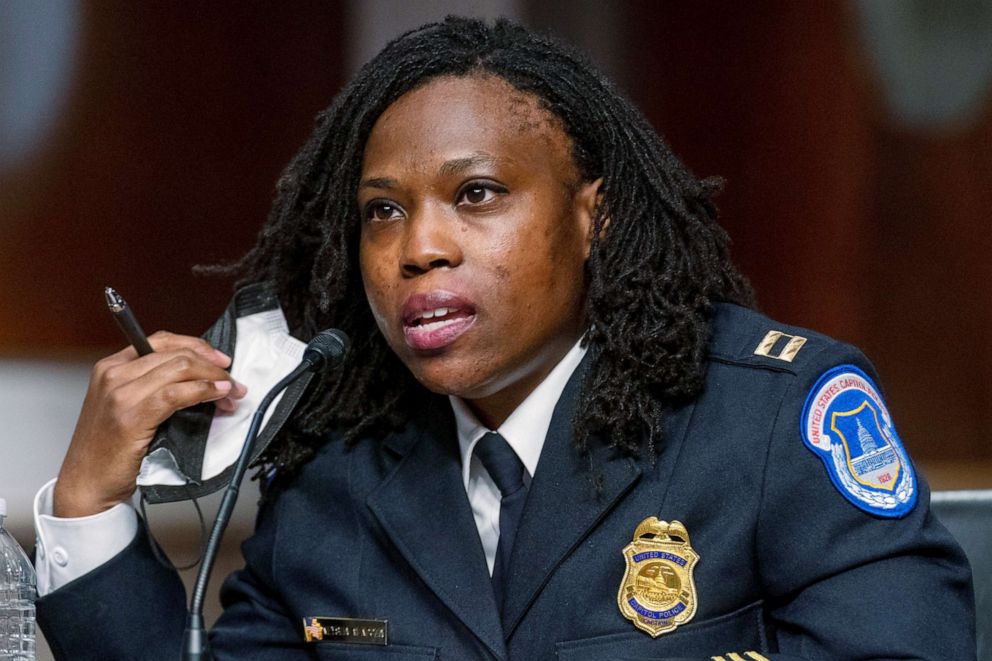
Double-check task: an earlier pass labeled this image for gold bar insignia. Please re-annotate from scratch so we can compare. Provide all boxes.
[754,330,807,362]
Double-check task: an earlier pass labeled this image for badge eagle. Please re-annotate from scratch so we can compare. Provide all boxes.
[617,517,699,637]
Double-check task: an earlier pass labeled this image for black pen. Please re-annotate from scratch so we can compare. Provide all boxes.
[105,287,154,356]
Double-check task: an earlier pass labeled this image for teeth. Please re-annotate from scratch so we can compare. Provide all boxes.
[419,307,449,321]
[418,318,457,332]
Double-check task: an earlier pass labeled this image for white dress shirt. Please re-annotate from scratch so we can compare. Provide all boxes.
[33,337,587,594]
[34,477,138,596]
[450,338,587,575]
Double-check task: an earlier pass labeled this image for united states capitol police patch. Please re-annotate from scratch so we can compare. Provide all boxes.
[801,364,917,517]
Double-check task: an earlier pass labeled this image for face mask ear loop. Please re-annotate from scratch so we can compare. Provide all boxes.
[138,482,208,572]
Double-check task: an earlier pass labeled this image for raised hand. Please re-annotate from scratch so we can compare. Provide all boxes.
[53,331,247,518]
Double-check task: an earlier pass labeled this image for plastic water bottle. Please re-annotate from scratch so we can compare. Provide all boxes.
[0,498,35,660]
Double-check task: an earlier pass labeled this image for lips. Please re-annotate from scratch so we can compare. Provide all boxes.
[402,291,477,351]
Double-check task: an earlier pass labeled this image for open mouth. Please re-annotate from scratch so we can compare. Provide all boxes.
[402,297,478,351]
[407,306,473,331]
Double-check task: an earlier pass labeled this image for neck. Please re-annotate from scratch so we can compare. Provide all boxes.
[462,333,583,429]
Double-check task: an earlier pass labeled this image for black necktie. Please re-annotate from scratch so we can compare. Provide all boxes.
[473,431,528,614]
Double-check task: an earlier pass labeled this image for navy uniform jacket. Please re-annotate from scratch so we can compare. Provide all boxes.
[37,304,976,660]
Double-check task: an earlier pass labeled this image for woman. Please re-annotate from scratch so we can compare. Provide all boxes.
[36,17,974,660]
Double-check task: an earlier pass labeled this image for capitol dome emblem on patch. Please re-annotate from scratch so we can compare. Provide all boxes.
[801,364,917,517]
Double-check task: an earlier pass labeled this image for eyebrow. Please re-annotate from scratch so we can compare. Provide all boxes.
[359,176,399,190]
[438,152,499,177]
[359,153,502,190]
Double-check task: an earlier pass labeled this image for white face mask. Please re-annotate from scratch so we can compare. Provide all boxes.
[138,282,309,505]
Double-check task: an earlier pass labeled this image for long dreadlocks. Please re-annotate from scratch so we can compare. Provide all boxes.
[214,16,753,477]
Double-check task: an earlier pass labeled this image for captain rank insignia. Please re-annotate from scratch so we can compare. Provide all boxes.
[753,330,806,362]
[617,517,699,637]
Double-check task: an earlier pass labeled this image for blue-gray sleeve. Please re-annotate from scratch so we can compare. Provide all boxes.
[756,344,976,660]
[36,521,186,661]
[36,494,309,660]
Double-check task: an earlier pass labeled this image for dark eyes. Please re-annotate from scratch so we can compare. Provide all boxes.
[365,202,402,222]
[361,181,507,223]
[458,182,505,205]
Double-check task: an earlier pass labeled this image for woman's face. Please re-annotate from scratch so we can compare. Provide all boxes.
[358,75,599,427]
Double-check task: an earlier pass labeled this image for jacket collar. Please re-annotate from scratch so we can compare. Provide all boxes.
[368,396,508,659]
[366,353,691,652]
[499,356,643,636]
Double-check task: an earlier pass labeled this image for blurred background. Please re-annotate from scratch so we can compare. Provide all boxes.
[2,1,991,657]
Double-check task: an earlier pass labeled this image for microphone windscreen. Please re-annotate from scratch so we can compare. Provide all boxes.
[303,329,350,369]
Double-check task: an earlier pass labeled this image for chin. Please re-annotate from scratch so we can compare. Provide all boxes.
[404,356,496,400]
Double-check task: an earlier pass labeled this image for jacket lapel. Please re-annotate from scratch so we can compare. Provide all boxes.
[501,358,643,637]
[366,399,508,660]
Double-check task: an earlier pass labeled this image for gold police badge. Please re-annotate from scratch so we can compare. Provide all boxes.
[617,517,699,637]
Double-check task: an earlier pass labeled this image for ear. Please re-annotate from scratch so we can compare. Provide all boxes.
[574,177,607,259]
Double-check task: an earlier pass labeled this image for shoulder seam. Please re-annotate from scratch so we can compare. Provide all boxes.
[708,355,797,375]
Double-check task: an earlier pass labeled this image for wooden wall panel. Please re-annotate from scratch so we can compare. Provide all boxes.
[3,2,989,468]
[0,3,346,354]
[623,1,991,463]
[623,0,873,338]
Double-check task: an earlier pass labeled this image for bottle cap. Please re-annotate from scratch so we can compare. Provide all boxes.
[0,498,5,516]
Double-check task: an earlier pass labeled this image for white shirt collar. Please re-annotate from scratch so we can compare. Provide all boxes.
[449,338,588,489]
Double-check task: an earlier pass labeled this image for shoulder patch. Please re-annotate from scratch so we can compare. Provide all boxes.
[800,365,917,518]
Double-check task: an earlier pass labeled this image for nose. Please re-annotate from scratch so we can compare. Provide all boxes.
[400,206,463,277]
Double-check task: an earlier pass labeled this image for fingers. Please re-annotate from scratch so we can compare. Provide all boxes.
[147,379,235,420]
[58,330,247,517]
[147,330,231,365]
[214,394,240,412]
[98,348,226,388]
[95,335,232,388]
[100,331,232,368]
[122,353,247,423]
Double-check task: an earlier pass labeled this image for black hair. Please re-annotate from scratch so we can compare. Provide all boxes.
[214,16,753,477]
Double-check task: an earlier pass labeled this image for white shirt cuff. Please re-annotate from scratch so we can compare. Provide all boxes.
[33,478,138,596]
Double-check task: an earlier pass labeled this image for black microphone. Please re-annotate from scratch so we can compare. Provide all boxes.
[301,328,350,370]
[181,329,350,660]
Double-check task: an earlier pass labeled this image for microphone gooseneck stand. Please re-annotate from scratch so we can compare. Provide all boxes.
[181,329,349,661]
